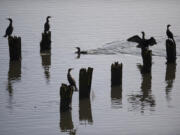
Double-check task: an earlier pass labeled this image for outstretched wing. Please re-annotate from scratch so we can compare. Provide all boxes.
[146,37,157,46]
[127,35,142,44]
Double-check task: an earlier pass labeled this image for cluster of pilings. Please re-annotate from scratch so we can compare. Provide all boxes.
[40,31,51,52]
[60,67,93,111]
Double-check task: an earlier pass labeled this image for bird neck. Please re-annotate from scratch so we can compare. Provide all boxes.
[9,21,12,26]
[46,18,49,23]
[142,33,145,40]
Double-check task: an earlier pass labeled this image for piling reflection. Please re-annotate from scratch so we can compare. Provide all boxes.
[79,98,93,125]
[111,85,122,109]
[7,60,21,96]
[59,109,75,134]
[165,63,176,101]
[128,64,155,113]
[41,51,51,84]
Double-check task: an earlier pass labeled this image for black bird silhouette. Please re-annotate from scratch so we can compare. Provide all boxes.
[67,68,78,91]
[4,18,13,38]
[166,24,175,43]
[127,31,156,49]
[75,47,87,54]
[44,16,51,33]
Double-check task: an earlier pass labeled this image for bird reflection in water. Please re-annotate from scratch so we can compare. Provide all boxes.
[59,109,76,135]
[128,64,155,113]
[41,51,51,84]
[165,63,176,102]
[79,98,93,125]
[111,85,122,109]
[7,60,21,96]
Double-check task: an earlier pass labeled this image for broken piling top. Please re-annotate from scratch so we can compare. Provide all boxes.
[111,62,123,86]
[60,83,74,112]
[79,67,93,99]
[8,36,21,61]
[166,39,176,63]
[40,31,51,52]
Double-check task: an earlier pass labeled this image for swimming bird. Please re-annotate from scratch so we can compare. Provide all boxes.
[127,31,156,49]
[67,68,78,91]
[75,47,88,55]
[4,18,13,38]
[44,16,51,33]
[166,24,175,43]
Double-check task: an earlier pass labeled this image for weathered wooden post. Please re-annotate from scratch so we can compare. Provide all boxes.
[79,67,93,99]
[166,39,176,63]
[8,36,21,61]
[40,31,51,52]
[141,49,152,73]
[60,83,73,112]
[111,62,123,86]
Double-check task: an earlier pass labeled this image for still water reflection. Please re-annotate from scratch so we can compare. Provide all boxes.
[165,63,176,102]
[41,51,51,84]
[79,98,93,125]
[6,60,21,96]
[59,109,76,135]
[128,64,155,113]
[111,85,122,109]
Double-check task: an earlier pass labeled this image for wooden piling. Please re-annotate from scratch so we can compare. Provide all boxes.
[141,49,152,73]
[40,31,51,52]
[8,36,21,61]
[79,67,93,99]
[111,62,123,86]
[60,83,73,112]
[166,39,176,63]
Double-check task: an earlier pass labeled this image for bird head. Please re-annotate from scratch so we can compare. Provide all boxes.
[47,16,51,19]
[6,18,12,22]
[167,24,171,28]
[141,31,145,35]
[68,68,74,72]
[75,47,80,51]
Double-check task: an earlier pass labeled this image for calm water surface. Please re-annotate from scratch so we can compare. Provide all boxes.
[0,0,180,135]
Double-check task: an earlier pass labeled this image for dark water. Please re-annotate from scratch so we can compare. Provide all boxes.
[0,0,180,135]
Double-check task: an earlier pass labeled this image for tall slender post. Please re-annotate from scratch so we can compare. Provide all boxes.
[166,39,176,63]
[40,31,51,52]
[111,62,123,86]
[79,67,93,99]
[8,36,21,61]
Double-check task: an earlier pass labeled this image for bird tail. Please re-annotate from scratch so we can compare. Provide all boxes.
[172,38,176,46]
[3,34,7,38]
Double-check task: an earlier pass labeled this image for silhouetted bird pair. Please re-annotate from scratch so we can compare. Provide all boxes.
[127,25,175,48]
[3,16,51,38]
[67,68,78,91]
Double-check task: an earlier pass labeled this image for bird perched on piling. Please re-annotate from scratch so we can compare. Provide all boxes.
[127,31,156,49]
[67,68,78,91]
[44,16,51,33]
[4,18,13,38]
[166,24,175,44]
[75,47,88,55]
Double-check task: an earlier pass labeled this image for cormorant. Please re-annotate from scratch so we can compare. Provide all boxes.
[4,18,13,38]
[67,68,78,91]
[44,16,51,33]
[166,24,175,43]
[127,31,156,49]
[75,47,88,54]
